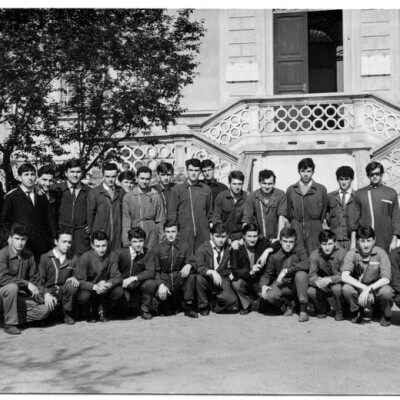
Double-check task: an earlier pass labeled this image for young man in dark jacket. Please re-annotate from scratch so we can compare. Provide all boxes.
[307,229,347,321]
[38,228,79,324]
[231,223,280,314]
[116,227,156,320]
[147,221,198,318]
[201,159,228,207]
[260,227,310,322]
[74,231,124,322]
[192,222,239,315]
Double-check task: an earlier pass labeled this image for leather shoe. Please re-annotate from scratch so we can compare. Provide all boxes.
[141,311,153,320]
[298,311,309,322]
[334,311,344,321]
[99,312,109,323]
[380,316,391,327]
[350,311,362,324]
[317,313,327,319]
[283,302,294,317]
[239,309,250,315]
[184,310,199,318]
[4,324,21,335]
[64,314,75,325]
[199,309,210,316]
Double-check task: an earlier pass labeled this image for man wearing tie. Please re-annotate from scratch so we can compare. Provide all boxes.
[1,163,55,261]
[326,166,357,250]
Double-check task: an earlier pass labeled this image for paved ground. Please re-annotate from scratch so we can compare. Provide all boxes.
[1,307,400,394]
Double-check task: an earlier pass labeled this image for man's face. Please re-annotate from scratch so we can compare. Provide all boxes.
[137,173,151,190]
[38,173,54,193]
[66,167,82,185]
[202,166,214,181]
[280,236,296,253]
[243,230,259,248]
[358,237,376,255]
[165,226,178,243]
[92,239,108,257]
[55,234,72,255]
[103,170,118,189]
[299,168,314,184]
[337,177,352,192]
[230,178,243,195]
[10,234,28,253]
[19,171,36,189]
[368,168,383,186]
[129,237,144,253]
[320,239,336,257]
[121,179,134,192]
[260,177,275,194]
[158,171,173,187]
[187,165,201,183]
[211,232,228,248]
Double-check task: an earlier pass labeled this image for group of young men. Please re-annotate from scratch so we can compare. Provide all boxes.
[1,155,400,335]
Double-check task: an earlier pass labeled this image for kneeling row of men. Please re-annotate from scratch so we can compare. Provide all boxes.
[1,219,400,335]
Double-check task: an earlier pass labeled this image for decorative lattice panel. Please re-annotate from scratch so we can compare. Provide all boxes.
[363,101,400,140]
[202,107,250,145]
[375,149,400,187]
[259,102,354,133]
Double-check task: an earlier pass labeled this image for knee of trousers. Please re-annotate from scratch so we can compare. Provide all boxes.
[294,270,308,283]
[62,283,79,296]
[110,285,125,300]
[196,274,209,289]
[307,286,318,299]
[331,283,343,296]
[231,279,246,293]
[77,288,93,304]
[141,280,158,294]
[1,283,19,297]
[342,284,356,296]
[376,285,394,301]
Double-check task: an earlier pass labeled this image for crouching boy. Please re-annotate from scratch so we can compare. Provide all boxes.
[193,223,239,315]
[260,227,310,322]
[341,226,393,326]
[0,224,49,334]
[148,222,198,318]
[75,231,124,322]
[38,228,79,324]
[116,227,156,320]
[231,223,280,314]
[307,230,346,320]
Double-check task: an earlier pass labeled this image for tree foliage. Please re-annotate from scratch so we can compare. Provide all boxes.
[0,9,205,189]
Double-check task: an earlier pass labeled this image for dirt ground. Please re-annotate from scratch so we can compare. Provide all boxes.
[1,306,400,395]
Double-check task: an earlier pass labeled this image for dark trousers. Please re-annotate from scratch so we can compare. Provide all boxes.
[231,278,260,311]
[307,283,343,314]
[50,283,78,313]
[124,280,157,314]
[196,275,238,313]
[291,219,323,256]
[266,271,308,308]
[342,283,393,317]
[0,284,49,326]
[76,286,125,315]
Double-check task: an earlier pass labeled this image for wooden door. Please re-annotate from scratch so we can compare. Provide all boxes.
[274,12,308,94]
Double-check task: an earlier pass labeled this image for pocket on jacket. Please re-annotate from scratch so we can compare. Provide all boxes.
[381,199,392,216]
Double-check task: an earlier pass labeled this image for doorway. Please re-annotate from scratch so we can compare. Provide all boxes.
[273,10,343,95]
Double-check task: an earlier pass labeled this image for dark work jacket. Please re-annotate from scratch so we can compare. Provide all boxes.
[212,189,247,241]
[116,247,154,282]
[260,246,309,287]
[389,247,400,294]
[148,239,193,290]
[75,250,122,291]
[308,246,346,287]
[204,179,228,207]
[231,238,281,281]
[1,186,56,257]
[152,182,177,220]
[38,250,78,296]
[191,240,231,279]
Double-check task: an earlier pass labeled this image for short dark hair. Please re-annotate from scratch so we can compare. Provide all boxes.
[336,166,354,180]
[118,170,135,182]
[242,223,259,235]
[163,220,179,230]
[157,162,174,175]
[38,165,55,178]
[91,230,109,243]
[17,163,36,176]
[366,161,384,176]
[201,159,215,170]
[102,163,119,175]
[65,158,83,171]
[128,227,146,241]
[185,158,201,169]
[10,223,28,238]
[210,222,227,235]
[259,169,276,183]
[356,226,375,240]
[319,229,336,243]
[55,227,73,241]
[229,170,245,183]
[298,158,315,172]
[279,227,297,240]
[136,166,152,177]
